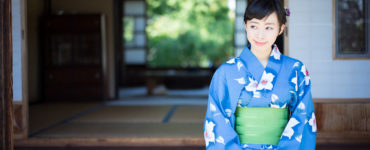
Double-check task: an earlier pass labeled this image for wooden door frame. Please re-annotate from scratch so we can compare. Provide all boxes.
[0,0,14,149]
[114,0,122,97]
[283,0,289,55]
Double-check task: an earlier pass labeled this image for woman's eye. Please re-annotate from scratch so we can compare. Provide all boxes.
[250,25,256,29]
[266,27,273,30]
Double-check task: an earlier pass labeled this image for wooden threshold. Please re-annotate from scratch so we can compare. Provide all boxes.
[15,133,370,148]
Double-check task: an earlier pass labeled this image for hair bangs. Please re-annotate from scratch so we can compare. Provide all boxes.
[245,0,275,22]
[244,0,287,26]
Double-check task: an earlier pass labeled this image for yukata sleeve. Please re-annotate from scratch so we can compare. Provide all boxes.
[203,67,242,150]
[277,63,317,150]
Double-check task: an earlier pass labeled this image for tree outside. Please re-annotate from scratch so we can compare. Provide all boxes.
[145,0,235,68]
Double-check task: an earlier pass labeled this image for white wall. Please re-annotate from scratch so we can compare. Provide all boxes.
[289,0,370,98]
[12,0,22,101]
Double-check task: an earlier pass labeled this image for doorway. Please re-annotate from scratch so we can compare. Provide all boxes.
[16,0,286,148]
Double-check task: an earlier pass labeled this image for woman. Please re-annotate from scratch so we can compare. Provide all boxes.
[203,0,317,149]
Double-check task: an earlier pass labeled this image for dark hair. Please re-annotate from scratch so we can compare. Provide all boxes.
[244,0,286,27]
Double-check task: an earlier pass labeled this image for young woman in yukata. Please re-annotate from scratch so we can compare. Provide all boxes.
[203,0,316,149]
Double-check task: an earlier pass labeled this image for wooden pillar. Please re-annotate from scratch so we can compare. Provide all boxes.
[0,0,14,149]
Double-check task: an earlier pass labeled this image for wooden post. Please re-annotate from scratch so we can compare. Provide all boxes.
[0,0,14,149]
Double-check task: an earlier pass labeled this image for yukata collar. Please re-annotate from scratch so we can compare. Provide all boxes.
[239,44,282,83]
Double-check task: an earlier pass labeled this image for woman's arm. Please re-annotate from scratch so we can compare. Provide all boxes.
[204,67,243,150]
[278,62,317,150]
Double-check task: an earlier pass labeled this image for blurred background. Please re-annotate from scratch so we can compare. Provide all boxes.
[7,0,370,149]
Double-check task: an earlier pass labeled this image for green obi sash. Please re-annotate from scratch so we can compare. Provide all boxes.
[235,107,289,145]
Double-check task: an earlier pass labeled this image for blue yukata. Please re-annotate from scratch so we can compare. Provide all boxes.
[203,44,317,150]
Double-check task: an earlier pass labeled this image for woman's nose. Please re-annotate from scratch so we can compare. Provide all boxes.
[256,30,264,39]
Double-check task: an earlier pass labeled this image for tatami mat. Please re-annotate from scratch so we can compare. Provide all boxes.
[29,102,99,135]
[118,86,209,98]
[71,106,172,123]
[29,99,207,138]
[107,96,207,106]
[169,106,206,123]
[33,122,203,138]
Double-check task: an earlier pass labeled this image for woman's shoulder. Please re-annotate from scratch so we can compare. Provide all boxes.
[218,57,241,70]
[281,55,311,82]
[212,57,241,77]
[281,55,307,70]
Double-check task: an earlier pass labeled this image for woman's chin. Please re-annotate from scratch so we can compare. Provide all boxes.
[252,44,270,49]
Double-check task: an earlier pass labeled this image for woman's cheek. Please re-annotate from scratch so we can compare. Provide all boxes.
[267,31,279,41]
[246,31,254,41]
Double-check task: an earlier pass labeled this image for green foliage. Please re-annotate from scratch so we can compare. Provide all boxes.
[123,17,134,45]
[147,0,234,68]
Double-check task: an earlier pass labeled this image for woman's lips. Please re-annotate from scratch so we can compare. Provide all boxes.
[254,40,267,46]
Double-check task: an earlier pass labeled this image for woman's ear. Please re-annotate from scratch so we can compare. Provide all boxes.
[279,24,286,35]
[244,23,248,32]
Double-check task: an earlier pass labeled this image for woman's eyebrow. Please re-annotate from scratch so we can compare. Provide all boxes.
[265,22,275,25]
[249,21,275,25]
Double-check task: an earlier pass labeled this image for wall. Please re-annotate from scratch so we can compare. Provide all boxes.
[289,0,370,98]
[12,0,23,101]
[12,0,28,139]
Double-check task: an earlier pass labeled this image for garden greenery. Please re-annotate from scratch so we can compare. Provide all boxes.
[146,0,235,68]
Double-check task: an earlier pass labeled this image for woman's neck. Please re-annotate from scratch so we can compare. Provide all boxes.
[250,46,272,68]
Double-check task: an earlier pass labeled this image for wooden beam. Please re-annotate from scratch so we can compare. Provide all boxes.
[13,134,370,148]
[0,0,14,149]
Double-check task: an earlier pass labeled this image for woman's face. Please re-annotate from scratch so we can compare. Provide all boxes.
[245,12,285,51]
